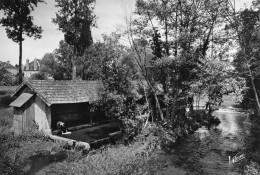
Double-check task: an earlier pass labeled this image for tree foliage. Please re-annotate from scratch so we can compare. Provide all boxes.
[0,0,44,84]
[0,69,15,86]
[53,0,96,79]
[94,33,136,119]
[123,0,243,135]
[231,8,260,112]
[53,40,74,80]
[30,72,48,80]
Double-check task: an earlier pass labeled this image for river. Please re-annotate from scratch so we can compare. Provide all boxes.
[155,109,259,175]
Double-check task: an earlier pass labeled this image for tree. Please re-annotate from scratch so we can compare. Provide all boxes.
[222,0,260,114]
[127,0,231,121]
[0,0,44,84]
[0,69,13,86]
[97,33,134,119]
[54,40,74,80]
[53,0,96,79]
[38,52,66,80]
[30,72,47,80]
[40,53,55,72]
[122,0,244,136]
[229,8,260,113]
[78,42,105,80]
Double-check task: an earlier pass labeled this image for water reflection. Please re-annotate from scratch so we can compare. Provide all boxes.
[171,110,252,174]
[214,110,251,137]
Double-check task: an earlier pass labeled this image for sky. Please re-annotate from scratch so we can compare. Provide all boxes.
[0,0,253,65]
[0,0,135,65]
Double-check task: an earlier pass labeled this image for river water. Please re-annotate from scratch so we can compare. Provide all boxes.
[156,109,259,175]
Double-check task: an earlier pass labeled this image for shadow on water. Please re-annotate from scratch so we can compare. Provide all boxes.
[28,151,67,175]
[155,109,257,175]
[60,122,121,143]
[245,118,260,164]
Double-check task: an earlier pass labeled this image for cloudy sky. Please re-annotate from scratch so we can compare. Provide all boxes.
[0,0,253,65]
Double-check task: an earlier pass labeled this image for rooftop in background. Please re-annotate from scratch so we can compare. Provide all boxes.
[24,59,41,71]
[0,61,16,70]
[12,80,101,106]
[0,61,18,75]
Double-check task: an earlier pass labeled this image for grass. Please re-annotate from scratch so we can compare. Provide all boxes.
[0,107,175,175]
[0,86,17,109]
[0,108,13,134]
[28,126,168,175]
[0,108,59,174]
[44,138,162,175]
[0,86,18,94]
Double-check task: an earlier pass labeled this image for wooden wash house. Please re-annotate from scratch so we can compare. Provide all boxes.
[10,80,104,135]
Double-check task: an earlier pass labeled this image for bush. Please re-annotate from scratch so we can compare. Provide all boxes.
[17,121,49,142]
[0,95,16,109]
[0,108,13,128]
[244,161,260,175]
[0,90,12,95]
[120,119,142,144]
[30,72,48,80]
[0,124,55,175]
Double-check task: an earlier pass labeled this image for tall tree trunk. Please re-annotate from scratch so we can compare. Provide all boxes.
[250,76,260,113]
[154,93,164,121]
[72,59,76,80]
[72,45,77,80]
[175,9,178,56]
[248,62,260,113]
[19,27,23,84]
[166,102,169,119]
[165,17,169,56]
[171,92,178,124]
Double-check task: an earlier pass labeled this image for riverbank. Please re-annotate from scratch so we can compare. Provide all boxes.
[1,106,260,174]
[0,107,188,174]
[151,110,260,175]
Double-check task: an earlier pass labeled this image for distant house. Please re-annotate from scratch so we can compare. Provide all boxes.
[23,59,41,79]
[10,80,104,134]
[0,61,18,75]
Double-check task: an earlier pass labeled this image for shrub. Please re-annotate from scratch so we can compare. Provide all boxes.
[120,119,142,144]
[0,95,16,109]
[16,121,49,142]
[30,72,48,80]
[0,108,13,128]
[244,161,260,175]
[0,90,12,95]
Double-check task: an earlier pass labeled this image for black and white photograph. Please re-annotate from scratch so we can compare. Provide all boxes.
[0,0,260,174]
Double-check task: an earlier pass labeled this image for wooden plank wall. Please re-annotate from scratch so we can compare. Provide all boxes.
[13,107,22,134]
[22,98,35,132]
[13,97,35,134]
[34,96,52,134]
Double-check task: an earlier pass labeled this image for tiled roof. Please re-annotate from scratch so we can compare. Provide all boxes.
[12,80,101,106]
[0,62,16,70]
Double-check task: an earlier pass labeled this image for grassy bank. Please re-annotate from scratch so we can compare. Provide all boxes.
[2,106,258,174]
[0,107,187,175]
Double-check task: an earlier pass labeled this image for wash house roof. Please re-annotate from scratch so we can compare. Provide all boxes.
[10,93,34,107]
[11,80,101,106]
